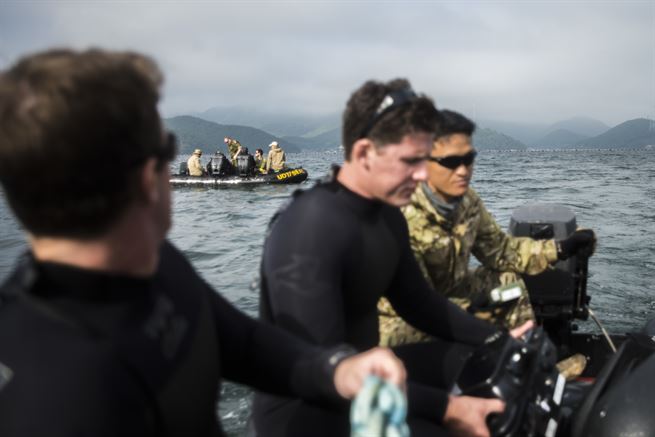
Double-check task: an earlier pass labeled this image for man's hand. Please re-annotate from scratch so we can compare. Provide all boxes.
[444,395,505,437]
[509,320,534,339]
[333,347,406,399]
[557,229,596,260]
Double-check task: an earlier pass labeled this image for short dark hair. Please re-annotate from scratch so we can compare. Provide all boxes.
[341,78,439,160]
[0,48,166,238]
[435,110,476,139]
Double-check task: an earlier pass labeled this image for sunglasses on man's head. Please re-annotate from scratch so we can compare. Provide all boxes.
[427,150,477,169]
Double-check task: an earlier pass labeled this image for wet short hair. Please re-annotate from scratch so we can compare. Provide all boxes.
[341,78,439,160]
[435,110,476,139]
[0,48,166,238]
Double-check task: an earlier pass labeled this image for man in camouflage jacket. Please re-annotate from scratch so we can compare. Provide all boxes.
[379,110,596,347]
[224,137,242,163]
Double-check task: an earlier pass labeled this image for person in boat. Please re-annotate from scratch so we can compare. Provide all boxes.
[187,148,205,176]
[254,148,265,172]
[224,137,241,164]
[377,109,596,349]
[0,48,407,437]
[253,78,532,437]
[265,140,286,173]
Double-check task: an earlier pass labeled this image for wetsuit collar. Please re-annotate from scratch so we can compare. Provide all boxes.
[323,165,384,216]
[31,254,153,301]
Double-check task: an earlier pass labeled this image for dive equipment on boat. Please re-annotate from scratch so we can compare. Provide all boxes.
[455,327,563,437]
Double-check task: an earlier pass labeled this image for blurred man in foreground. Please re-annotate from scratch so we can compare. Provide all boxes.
[0,48,405,437]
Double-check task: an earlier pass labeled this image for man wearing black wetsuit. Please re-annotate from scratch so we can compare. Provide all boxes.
[254,79,531,437]
[0,49,405,437]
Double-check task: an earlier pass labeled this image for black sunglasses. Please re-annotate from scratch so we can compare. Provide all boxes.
[359,88,418,139]
[427,150,477,169]
[155,131,178,163]
[124,131,178,169]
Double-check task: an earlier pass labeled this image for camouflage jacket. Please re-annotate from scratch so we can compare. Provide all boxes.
[404,185,557,299]
[226,139,241,160]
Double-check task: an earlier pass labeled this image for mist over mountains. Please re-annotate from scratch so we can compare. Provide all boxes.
[167,106,655,153]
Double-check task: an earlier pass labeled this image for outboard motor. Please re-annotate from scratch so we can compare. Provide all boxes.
[508,204,590,352]
[235,154,256,177]
[209,152,232,176]
[178,161,189,176]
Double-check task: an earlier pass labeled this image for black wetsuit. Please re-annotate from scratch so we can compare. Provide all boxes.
[0,241,346,437]
[253,176,497,436]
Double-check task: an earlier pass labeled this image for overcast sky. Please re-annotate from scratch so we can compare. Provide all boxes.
[1,1,653,126]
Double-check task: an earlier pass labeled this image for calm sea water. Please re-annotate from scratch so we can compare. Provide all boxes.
[0,149,654,435]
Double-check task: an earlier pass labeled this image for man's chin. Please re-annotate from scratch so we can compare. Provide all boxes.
[449,184,469,198]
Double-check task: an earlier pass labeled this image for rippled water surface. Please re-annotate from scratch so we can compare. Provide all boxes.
[0,149,653,435]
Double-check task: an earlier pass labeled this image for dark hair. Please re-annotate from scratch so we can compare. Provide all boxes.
[0,48,166,238]
[435,110,476,139]
[341,78,439,160]
[255,148,263,155]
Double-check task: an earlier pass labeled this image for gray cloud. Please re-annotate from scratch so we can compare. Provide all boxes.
[0,1,653,125]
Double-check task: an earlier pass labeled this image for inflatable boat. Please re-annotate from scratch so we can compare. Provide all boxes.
[170,167,308,187]
[172,153,308,187]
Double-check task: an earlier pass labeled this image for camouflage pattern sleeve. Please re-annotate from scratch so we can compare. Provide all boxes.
[377,297,433,347]
[471,192,558,275]
[227,140,241,158]
[377,200,437,347]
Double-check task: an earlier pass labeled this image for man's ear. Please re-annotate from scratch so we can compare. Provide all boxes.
[350,138,375,172]
[139,158,160,204]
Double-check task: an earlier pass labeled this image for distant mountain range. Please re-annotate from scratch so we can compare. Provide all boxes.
[180,106,655,151]
[164,116,303,155]
[196,106,340,138]
[573,118,655,149]
[479,116,611,147]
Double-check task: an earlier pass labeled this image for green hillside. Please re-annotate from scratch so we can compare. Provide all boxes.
[574,118,655,149]
[473,128,528,150]
[164,115,302,155]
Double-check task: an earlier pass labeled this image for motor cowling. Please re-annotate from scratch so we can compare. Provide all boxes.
[210,153,231,176]
[508,204,590,348]
[236,154,255,176]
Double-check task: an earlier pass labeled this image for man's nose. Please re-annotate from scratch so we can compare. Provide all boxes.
[454,163,471,176]
[413,161,429,181]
